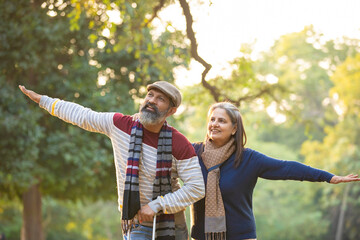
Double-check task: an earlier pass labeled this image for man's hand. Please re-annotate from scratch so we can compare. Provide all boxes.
[19,85,42,104]
[330,174,360,184]
[137,204,156,223]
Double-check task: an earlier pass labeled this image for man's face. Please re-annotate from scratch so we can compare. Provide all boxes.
[139,89,173,125]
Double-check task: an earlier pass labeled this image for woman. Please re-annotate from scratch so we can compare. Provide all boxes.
[191,102,360,240]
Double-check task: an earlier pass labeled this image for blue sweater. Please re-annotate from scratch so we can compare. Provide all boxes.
[191,143,334,240]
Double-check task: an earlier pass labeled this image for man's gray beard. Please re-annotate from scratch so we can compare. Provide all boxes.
[139,110,163,125]
[139,106,169,125]
[139,101,170,125]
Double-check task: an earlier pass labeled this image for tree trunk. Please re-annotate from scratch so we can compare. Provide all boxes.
[21,184,44,240]
[335,184,350,240]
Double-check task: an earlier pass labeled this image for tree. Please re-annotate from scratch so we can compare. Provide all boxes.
[0,0,190,239]
[180,25,360,239]
[302,53,360,240]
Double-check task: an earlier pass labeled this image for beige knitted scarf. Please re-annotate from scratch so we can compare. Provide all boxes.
[201,138,235,240]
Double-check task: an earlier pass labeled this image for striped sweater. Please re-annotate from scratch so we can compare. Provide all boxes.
[39,96,205,226]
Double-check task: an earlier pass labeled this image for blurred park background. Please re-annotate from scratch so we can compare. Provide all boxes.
[1,0,360,239]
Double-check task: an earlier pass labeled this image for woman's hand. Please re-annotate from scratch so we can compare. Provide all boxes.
[330,174,360,184]
[131,112,141,121]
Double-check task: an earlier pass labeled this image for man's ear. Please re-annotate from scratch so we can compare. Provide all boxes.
[166,107,177,117]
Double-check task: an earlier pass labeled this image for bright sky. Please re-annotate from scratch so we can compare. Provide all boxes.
[155,0,360,87]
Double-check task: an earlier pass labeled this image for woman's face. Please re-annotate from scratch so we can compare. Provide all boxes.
[207,108,237,147]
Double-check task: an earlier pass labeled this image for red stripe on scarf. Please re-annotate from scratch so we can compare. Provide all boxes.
[126,168,139,175]
[156,170,172,177]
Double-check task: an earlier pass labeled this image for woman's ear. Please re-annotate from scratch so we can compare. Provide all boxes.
[232,125,237,135]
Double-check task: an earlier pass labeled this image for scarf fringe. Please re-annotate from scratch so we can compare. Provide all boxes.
[205,232,226,240]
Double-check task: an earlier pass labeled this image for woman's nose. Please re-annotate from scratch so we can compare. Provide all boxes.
[211,121,219,127]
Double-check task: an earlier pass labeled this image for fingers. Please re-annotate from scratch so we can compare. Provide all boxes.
[18,85,41,103]
[330,174,360,184]
[137,210,150,223]
[345,174,359,179]
[339,174,360,183]
[137,206,155,223]
[137,211,150,223]
[19,85,28,95]
[131,113,140,121]
[19,85,32,99]
[137,209,142,223]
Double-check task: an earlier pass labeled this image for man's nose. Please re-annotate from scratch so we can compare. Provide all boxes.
[147,96,156,105]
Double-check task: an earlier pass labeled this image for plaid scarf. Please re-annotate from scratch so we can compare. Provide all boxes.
[201,138,235,240]
[122,120,175,240]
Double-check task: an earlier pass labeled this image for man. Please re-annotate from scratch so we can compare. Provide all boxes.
[19,81,205,240]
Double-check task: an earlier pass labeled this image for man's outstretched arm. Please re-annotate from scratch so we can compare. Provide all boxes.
[19,85,114,136]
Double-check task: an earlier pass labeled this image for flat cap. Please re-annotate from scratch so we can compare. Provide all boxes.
[147,81,182,107]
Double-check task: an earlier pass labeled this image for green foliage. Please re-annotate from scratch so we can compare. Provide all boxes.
[1,0,360,237]
[255,180,329,240]
[0,82,44,194]
[178,84,215,142]
[1,0,115,201]
[180,25,360,239]
[0,198,123,240]
[43,199,122,240]
[0,0,190,197]
[330,53,360,115]
[301,53,360,239]
[0,0,190,237]
[256,26,359,143]
[0,199,22,240]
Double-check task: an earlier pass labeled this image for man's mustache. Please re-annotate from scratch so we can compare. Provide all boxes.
[141,102,159,114]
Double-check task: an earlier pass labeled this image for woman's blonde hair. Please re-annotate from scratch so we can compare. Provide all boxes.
[206,102,247,167]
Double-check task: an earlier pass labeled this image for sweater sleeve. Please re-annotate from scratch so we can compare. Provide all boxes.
[148,155,205,214]
[39,95,114,137]
[252,150,334,183]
